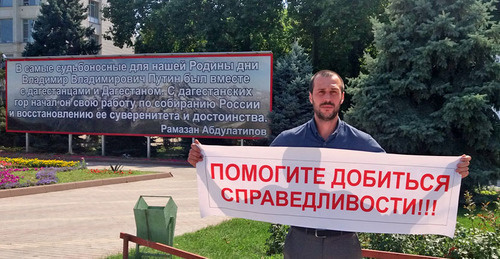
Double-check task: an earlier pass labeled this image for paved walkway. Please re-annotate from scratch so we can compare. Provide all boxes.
[0,160,229,259]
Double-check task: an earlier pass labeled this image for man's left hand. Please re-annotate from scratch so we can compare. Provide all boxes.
[456,154,471,178]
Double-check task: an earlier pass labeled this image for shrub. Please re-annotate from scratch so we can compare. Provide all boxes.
[359,191,499,258]
[265,224,289,255]
[265,191,499,258]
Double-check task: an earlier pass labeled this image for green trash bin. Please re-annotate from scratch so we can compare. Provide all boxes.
[134,195,177,248]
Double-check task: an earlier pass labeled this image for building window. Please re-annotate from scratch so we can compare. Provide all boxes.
[23,19,35,43]
[0,19,13,43]
[0,0,13,7]
[23,0,40,6]
[88,0,100,24]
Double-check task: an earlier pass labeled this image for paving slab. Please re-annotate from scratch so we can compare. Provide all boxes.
[0,161,229,259]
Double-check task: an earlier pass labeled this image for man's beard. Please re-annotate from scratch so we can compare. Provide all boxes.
[313,102,339,121]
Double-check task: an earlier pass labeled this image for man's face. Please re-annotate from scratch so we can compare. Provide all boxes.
[309,75,344,121]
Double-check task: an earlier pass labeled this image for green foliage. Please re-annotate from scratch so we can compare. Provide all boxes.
[0,52,5,87]
[103,0,390,82]
[492,1,500,22]
[158,137,192,160]
[104,0,290,58]
[359,190,500,258]
[102,0,146,49]
[173,218,276,259]
[106,219,282,258]
[265,224,289,255]
[0,106,5,131]
[23,0,100,56]
[262,190,499,258]
[268,42,313,141]
[28,134,72,154]
[0,107,24,148]
[346,0,500,188]
[359,233,453,257]
[0,61,24,147]
[472,186,500,208]
[462,190,499,232]
[109,163,123,172]
[104,136,148,157]
[287,0,387,80]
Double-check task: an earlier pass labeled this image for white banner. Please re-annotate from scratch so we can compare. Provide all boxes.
[196,144,462,237]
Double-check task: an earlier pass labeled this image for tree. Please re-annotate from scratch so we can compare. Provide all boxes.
[200,0,289,56]
[0,52,5,99]
[104,0,292,149]
[492,0,500,22]
[104,136,149,157]
[103,0,290,57]
[287,0,387,79]
[21,0,100,153]
[102,0,164,49]
[0,52,24,148]
[346,0,500,187]
[268,42,313,141]
[23,0,100,56]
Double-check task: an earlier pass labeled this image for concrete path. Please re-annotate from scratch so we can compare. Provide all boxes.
[0,161,229,259]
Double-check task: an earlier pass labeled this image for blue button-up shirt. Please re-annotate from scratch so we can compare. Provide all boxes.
[270,118,385,153]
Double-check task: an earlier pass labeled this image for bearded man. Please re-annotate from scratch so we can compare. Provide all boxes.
[188,69,471,259]
[269,70,470,259]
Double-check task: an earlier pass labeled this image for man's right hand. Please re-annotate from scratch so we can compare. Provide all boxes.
[187,139,203,167]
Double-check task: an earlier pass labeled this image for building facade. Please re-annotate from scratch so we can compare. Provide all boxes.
[0,0,133,58]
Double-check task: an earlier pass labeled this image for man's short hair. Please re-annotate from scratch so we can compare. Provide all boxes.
[309,70,345,93]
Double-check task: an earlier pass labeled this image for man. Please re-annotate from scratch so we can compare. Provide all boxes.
[188,70,471,258]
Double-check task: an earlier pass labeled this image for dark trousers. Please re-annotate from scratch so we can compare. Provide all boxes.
[283,227,362,259]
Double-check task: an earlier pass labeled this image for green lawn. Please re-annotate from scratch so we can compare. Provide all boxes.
[456,207,499,231]
[173,218,281,259]
[105,218,281,259]
[11,168,158,186]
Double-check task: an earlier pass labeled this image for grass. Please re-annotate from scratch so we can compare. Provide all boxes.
[456,205,499,231]
[10,168,158,186]
[105,218,282,259]
[173,218,280,259]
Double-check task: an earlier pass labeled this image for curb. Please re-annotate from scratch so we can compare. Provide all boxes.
[0,172,173,199]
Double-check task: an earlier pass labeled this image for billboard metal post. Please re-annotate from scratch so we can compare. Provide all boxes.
[101,135,105,156]
[25,133,29,153]
[146,136,151,159]
[68,134,73,154]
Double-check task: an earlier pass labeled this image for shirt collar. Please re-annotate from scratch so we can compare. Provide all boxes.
[308,117,343,141]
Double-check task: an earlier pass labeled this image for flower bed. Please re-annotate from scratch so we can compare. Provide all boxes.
[0,157,82,189]
[0,157,80,168]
